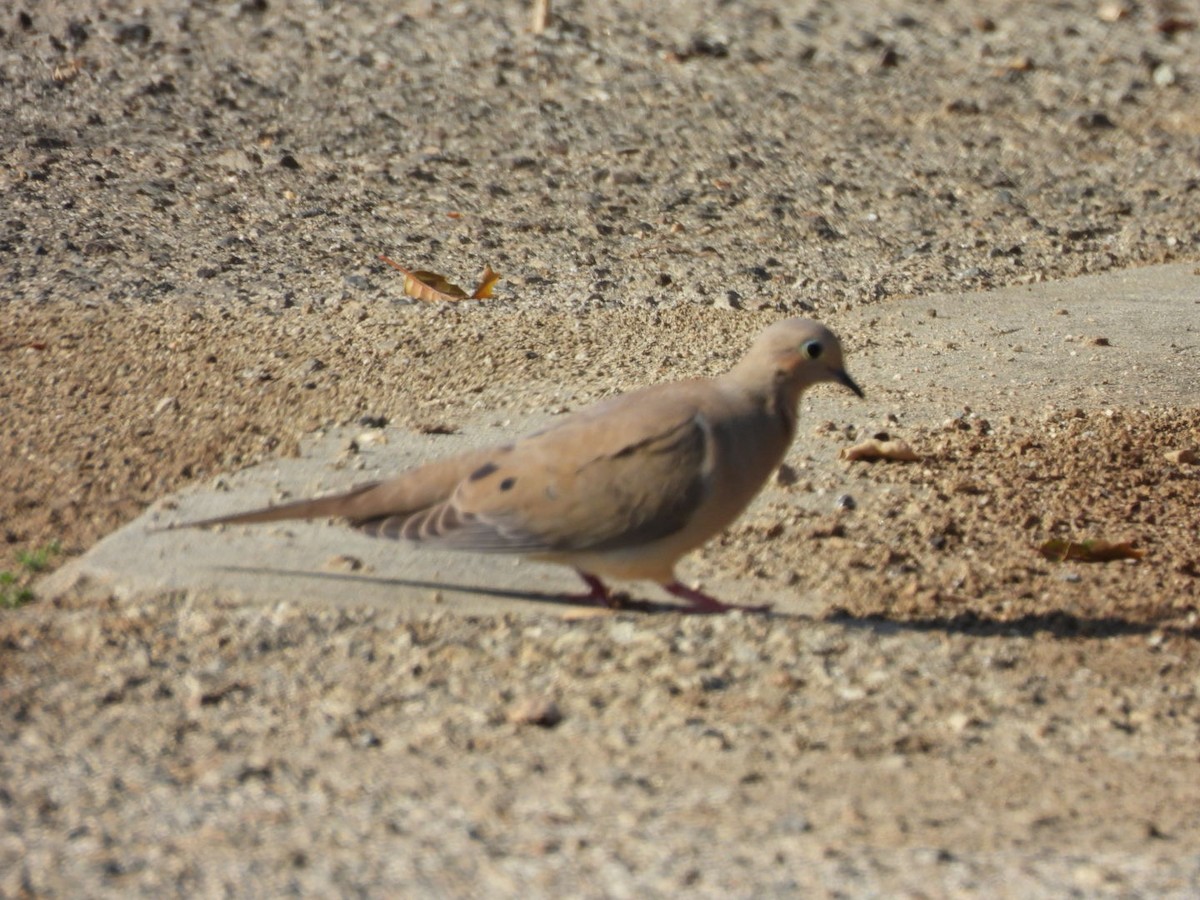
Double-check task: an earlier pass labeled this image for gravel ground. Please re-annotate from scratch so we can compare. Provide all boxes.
[2,0,1200,895]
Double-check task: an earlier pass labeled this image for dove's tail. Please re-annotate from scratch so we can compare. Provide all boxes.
[167,482,383,531]
[163,446,502,533]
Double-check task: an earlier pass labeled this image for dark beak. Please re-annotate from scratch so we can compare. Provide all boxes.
[835,369,865,399]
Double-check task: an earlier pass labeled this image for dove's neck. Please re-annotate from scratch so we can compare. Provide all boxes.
[722,363,806,441]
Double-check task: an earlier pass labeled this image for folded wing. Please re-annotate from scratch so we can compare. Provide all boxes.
[358,393,714,556]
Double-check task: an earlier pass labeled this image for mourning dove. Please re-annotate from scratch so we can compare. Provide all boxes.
[179,318,863,613]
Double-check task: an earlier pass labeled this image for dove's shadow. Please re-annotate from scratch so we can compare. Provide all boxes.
[827,609,1200,641]
[217,565,797,617]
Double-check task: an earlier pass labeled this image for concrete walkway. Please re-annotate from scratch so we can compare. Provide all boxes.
[40,263,1200,614]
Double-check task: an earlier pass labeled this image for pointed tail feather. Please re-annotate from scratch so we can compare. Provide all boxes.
[168,446,505,535]
[171,482,382,530]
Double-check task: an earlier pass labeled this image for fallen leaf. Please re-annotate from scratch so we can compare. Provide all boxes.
[379,256,501,302]
[379,257,467,300]
[839,438,921,462]
[1037,539,1144,563]
[471,264,500,299]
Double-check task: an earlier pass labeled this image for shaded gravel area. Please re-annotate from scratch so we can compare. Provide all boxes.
[3,0,1198,315]
[2,0,1200,895]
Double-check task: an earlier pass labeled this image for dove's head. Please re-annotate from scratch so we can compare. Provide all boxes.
[733,318,864,403]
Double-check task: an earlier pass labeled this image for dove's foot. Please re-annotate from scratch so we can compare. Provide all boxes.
[570,571,615,606]
[563,571,631,609]
[663,580,773,615]
[562,572,670,614]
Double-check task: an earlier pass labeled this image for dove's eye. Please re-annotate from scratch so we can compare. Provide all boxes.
[802,340,824,360]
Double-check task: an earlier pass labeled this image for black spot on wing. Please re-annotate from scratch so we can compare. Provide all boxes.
[499,477,516,491]
[469,461,499,481]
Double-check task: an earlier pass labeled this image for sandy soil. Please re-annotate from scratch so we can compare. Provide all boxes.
[2,0,1200,895]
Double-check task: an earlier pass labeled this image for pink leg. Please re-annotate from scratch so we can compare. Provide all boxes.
[663,580,773,615]
[570,571,620,608]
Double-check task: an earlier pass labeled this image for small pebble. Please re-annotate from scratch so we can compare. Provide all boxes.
[506,696,562,728]
[153,396,179,416]
[324,554,363,573]
[1097,1,1129,22]
[1077,111,1116,130]
[353,430,387,448]
[1152,64,1176,87]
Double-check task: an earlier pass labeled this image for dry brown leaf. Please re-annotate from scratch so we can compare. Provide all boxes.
[471,265,501,299]
[1037,539,1145,563]
[1164,448,1198,465]
[839,438,921,462]
[380,256,468,301]
[379,256,501,303]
